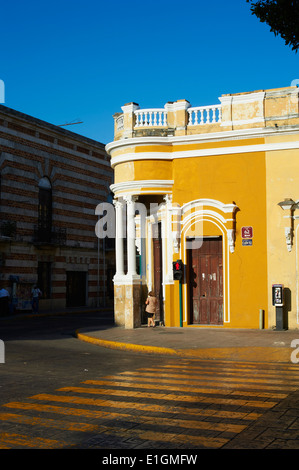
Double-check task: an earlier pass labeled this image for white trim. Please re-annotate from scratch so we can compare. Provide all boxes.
[296,223,299,324]
[182,216,230,324]
[113,274,141,285]
[110,140,299,167]
[111,180,174,194]
[147,218,153,292]
[180,199,237,324]
[182,199,237,215]
[106,125,299,155]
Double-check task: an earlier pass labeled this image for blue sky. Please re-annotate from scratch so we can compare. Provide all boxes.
[1,0,298,144]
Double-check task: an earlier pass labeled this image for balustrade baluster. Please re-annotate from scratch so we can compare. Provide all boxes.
[206,108,210,124]
[200,110,203,125]
[212,107,216,123]
[133,104,222,129]
[159,111,163,126]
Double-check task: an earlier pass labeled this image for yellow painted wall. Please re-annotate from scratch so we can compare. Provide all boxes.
[110,87,299,330]
[114,162,135,183]
[113,142,269,329]
[134,160,172,181]
[265,145,299,329]
[168,150,268,328]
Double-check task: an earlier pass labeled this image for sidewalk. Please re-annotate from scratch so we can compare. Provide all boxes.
[75,323,299,363]
[3,306,299,363]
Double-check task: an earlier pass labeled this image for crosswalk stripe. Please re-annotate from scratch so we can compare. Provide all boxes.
[142,364,299,377]
[0,412,98,432]
[10,393,261,420]
[0,405,230,450]
[1,358,297,449]
[162,362,299,373]
[121,370,299,387]
[0,432,66,449]
[101,373,298,392]
[82,378,288,399]
[0,404,246,433]
[55,385,278,408]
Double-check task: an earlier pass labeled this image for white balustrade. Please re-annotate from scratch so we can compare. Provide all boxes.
[188,105,222,126]
[134,109,168,127]
[133,104,221,129]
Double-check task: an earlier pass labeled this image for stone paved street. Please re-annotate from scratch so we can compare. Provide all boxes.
[1,311,299,452]
[1,354,299,449]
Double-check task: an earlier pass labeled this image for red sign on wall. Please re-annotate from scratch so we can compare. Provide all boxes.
[241,226,253,239]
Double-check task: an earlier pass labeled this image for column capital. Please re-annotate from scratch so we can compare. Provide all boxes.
[163,194,172,206]
[123,195,138,205]
[113,197,125,209]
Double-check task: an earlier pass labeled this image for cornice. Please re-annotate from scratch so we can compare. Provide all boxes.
[110,139,299,167]
[111,179,174,195]
[106,125,299,156]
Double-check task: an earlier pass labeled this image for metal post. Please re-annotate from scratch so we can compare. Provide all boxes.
[103,237,106,308]
[276,306,284,330]
[179,280,183,327]
[97,222,100,308]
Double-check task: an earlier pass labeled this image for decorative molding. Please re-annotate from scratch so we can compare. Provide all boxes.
[110,180,174,195]
[181,199,238,256]
[227,229,235,253]
[285,227,293,252]
[109,140,299,167]
[106,124,299,152]
[182,198,237,215]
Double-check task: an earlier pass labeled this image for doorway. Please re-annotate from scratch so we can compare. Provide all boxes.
[188,237,223,325]
[66,271,87,307]
[153,222,163,324]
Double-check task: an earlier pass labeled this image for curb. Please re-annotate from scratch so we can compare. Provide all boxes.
[75,330,294,363]
[75,330,179,356]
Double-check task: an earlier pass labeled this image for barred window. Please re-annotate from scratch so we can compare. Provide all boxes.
[38,177,52,242]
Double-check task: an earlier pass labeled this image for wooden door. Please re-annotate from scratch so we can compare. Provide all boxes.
[153,222,163,323]
[189,237,223,325]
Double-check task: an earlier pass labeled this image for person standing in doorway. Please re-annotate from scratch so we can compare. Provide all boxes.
[31,285,42,313]
[145,291,157,328]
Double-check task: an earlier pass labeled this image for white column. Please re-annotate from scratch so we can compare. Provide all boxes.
[125,195,138,277]
[113,198,125,280]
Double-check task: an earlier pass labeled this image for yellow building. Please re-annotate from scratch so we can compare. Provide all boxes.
[105,86,299,330]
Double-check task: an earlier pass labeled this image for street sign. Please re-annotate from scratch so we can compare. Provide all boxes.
[241,226,253,239]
